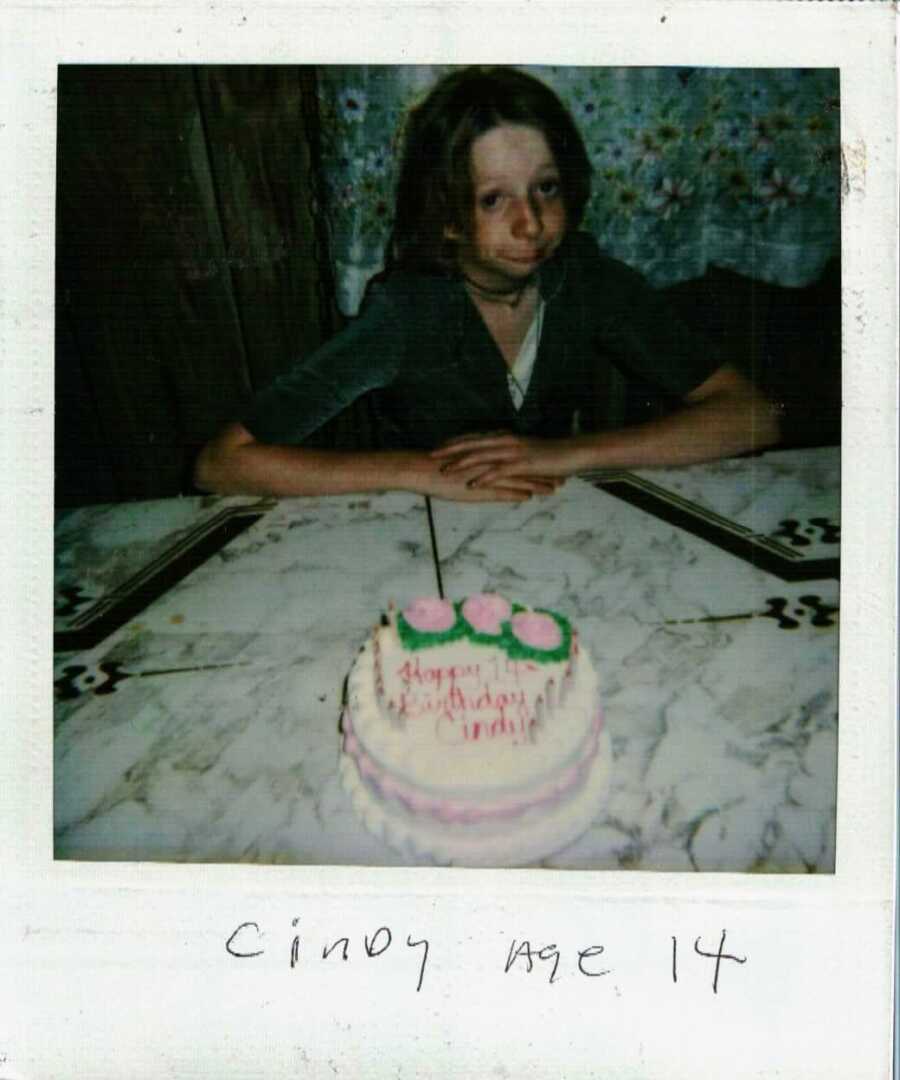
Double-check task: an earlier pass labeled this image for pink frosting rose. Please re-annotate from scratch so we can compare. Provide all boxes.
[403,597,456,633]
[462,593,511,636]
[510,611,562,651]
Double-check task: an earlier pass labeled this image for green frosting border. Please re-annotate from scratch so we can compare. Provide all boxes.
[396,599,572,664]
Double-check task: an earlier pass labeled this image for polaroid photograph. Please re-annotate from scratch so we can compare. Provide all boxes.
[3,3,896,1078]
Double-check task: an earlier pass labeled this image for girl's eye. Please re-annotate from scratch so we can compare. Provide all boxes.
[479,192,503,211]
[537,178,561,198]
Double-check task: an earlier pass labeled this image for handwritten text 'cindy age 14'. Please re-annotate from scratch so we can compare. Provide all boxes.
[225,919,747,996]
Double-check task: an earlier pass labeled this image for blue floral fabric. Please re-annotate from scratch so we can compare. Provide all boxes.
[315,66,840,316]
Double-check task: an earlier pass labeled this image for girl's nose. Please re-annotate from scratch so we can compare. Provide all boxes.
[511,195,543,238]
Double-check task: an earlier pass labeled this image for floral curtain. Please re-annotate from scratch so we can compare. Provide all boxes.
[315,66,841,316]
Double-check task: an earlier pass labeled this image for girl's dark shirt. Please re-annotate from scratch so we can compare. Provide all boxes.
[241,231,722,450]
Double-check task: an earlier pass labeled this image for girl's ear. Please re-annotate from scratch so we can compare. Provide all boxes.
[443,223,462,241]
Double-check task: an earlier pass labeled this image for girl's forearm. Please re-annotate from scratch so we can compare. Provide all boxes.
[566,386,781,473]
[195,432,558,503]
[195,439,425,498]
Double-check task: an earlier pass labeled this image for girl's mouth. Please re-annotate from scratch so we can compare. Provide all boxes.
[505,251,544,266]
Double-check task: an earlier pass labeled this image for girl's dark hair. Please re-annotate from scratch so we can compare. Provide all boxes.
[389,66,592,274]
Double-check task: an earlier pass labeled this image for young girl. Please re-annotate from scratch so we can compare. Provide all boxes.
[195,66,779,502]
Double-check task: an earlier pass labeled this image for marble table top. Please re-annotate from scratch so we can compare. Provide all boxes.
[53,446,840,872]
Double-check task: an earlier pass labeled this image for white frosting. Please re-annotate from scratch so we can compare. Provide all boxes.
[338,727,612,867]
[340,598,610,864]
[347,625,598,799]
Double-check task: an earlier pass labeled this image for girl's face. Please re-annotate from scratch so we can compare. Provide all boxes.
[449,123,567,290]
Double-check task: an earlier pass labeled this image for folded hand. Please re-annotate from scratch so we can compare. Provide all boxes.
[424,459,562,503]
[430,432,577,491]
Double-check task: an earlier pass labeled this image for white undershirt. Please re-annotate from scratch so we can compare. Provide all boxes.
[506,300,545,411]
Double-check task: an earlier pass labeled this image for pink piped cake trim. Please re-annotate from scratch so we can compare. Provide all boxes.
[403,597,456,633]
[461,593,512,636]
[342,709,604,825]
[510,610,563,651]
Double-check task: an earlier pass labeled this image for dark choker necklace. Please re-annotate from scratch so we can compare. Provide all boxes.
[462,273,533,308]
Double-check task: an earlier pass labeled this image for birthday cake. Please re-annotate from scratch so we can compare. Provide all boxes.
[339,594,609,866]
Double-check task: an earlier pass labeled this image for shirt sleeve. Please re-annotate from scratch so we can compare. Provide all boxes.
[240,279,404,445]
[573,233,724,398]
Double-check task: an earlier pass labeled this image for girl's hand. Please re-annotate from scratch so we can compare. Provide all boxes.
[403,446,562,503]
[430,433,579,490]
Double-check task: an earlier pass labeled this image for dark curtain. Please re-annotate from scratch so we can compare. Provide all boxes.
[55,65,339,505]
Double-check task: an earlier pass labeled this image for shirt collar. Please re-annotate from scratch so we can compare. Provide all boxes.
[537,233,570,303]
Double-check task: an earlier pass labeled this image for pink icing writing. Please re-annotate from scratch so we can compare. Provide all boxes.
[394,653,539,739]
[396,655,484,693]
[461,593,511,635]
[409,686,529,740]
[403,597,455,633]
[510,611,562,651]
[396,653,534,691]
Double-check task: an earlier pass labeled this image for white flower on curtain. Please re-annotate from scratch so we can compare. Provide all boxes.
[648,178,696,220]
[758,169,811,213]
[338,87,368,122]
